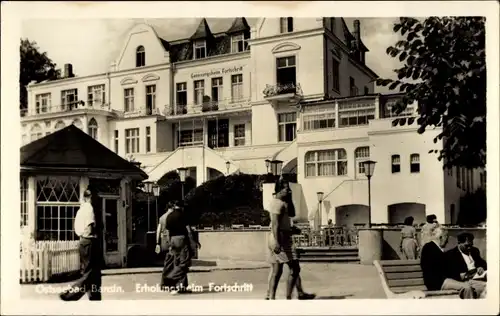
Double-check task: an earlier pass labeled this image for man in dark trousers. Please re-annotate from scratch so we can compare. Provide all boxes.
[444,232,487,297]
[60,189,102,301]
[420,226,484,299]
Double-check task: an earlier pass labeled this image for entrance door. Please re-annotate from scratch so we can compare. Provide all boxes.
[102,197,121,267]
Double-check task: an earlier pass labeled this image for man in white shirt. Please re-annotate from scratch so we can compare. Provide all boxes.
[60,189,102,301]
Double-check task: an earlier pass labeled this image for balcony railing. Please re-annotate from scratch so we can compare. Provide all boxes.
[263,82,303,99]
[20,101,113,118]
[115,107,165,118]
[166,97,251,116]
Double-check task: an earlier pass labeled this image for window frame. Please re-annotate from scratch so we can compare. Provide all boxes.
[125,128,140,154]
[61,89,78,111]
[231,74,243,102]
[35,93,51,114]
[194,80,205,105]
[277,112,297,142]
[305,149,348,177]
[302,107,336,131]
[146,126,151,153]
[146,84,156,112]
[355,146,370,178]
[410,153,420,173]
[194,40,207,59]
[332,58,340,92]
[233,123,246,146]
[114,130,119,153]
[280,17,294,33]
[87,84,105,107]
[136,46,146,67]
[88,118,98,140]
[391,154,401,173]
[231,33,248,53]
[124,88,135,112]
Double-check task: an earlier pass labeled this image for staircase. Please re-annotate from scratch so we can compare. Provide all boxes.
[297,246,360,263]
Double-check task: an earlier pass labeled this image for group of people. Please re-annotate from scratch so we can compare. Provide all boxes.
[400,214,487,299]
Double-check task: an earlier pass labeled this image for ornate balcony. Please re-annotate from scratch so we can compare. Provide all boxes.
[20,101,117,120]
[263,82,303,103]
[115,107,166,119]
[165,97,251,118]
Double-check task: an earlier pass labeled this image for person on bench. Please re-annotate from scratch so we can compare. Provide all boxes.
[420,226,485,299]
[444,232,487,298]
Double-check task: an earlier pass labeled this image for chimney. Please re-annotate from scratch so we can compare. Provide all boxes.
[64,63,74,78]
[353,20,364,62]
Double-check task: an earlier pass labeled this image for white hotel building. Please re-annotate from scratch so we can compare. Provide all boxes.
[21,17,483,227]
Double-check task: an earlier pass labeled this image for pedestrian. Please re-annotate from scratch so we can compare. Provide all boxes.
[60,189,102,301]
[265,178,315,300]
[420,214,438,250]
[399,216,419,259]
[161,200,200,295]
[155,202,175,289]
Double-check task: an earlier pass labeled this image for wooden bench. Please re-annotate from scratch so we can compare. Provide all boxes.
[373,259,460,299]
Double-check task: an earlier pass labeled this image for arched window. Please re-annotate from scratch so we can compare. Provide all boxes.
[71,119,83,130]
[30,124,43,142]
[355,146,370,178]
[88,118,98,140]
[391,154,401,173]
[54,121,65,131]
[305,149,347,177]
[136,46,146,67]
[410,154,420,173]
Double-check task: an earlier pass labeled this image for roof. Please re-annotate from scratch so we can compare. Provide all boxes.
[21,125,148,179]
[226,17,251,34]
[190,18,213,40]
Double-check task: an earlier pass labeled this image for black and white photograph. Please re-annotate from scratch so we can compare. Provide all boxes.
[1,1,499,315]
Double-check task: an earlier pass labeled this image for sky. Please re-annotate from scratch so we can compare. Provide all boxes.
[21,17,402,93]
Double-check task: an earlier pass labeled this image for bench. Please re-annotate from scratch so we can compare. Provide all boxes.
[373,259,460,299]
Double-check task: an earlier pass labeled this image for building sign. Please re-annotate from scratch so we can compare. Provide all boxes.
[190,66,244,79]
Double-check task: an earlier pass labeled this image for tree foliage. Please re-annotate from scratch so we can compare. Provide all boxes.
[377,17,486,169]
[20,39,61,109]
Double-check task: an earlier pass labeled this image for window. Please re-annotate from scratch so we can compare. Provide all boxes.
[391,155,401,173]
[234,124,246,146]
[194,40,206,59]
[278,112,296,142]
[364,86,369,95]
[30,124,43,141]
[194,80,205,105]
[305,149,347,177]
[54,121,65,131]
[176,82,187,107]
[332,58,340,92]
[302,108,335,130]
[231,34,248,53]
[36,176,80,240]
[125,128,140,154]
[124,88,134,112]
[114,130,119,153]
[20,177,28,227]
[410,154,420,173]
[146,85,156,114]
[35,93,51,114]
[349,77,358,96]
[385,101,415,118]
[87,85,105,107]
[280,17,294,33]
[88,118,98,140]
[276,56,296,88]
[338,100,375,127]
[355,147,370,178]
[231,74,243,101]
[146,126,151,153]
[211,77,223,104]
[330,18,336,32]
[136,46,145,67]
[178,129,203,147]
[61,89,78,111]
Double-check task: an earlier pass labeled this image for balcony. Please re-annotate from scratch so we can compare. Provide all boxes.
[263,82,303,103]
[165,97,251,118]
[20,101,117,120]
[114,107,166,119]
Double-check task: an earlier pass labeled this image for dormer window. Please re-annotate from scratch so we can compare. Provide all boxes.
[136,46,145,67]
[280,17,294,33]
[231,34,248,53]
[194,40,206,59]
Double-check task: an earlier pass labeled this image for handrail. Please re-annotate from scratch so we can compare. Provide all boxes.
[21,101,112,117]
[323,179,365,200]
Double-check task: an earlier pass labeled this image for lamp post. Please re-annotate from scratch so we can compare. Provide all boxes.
[144,181,153,231]
[152,183,160,228]
[362,160,377,228]
[225,161,230,176]
[270,160,283,177]
[177,167,188,201]
[317,191,324,230]
[265,159,271,174]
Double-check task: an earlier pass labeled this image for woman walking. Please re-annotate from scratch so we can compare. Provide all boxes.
[399,216,419,260]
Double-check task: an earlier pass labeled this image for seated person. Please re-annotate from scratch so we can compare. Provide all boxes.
[420,226,485,299]
[445,232,486,284]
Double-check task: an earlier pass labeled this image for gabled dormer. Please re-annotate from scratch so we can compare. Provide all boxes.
[226,17,250,53]
[190,18,214,60]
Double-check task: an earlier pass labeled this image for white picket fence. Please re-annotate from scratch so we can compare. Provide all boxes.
[20,240,80,283]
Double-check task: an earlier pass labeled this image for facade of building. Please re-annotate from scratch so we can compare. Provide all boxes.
[20,17,483,230]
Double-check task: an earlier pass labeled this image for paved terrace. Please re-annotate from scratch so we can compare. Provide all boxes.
[21,262,385,300]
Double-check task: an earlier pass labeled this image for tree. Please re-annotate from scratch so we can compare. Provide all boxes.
[377,17,486,169]
[20,39,61,109]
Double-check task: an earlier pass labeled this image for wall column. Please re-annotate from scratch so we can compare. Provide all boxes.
[196,165,205,187]
[27,176,36,238]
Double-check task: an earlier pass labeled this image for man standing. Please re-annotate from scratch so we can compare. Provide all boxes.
[60,189,102,301]
[155,203,175,289]
[420,226,485,299]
